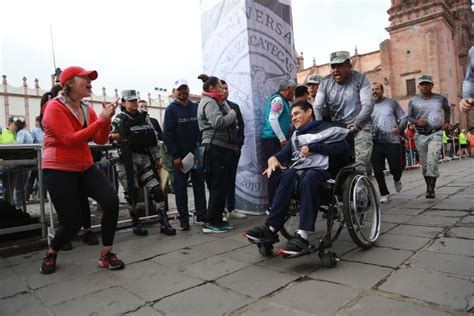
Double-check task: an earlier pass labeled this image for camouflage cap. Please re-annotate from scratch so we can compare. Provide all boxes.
[329,51,351,64]
[305,75,322,84]
[417,74,433,84]
[121,89,139,101]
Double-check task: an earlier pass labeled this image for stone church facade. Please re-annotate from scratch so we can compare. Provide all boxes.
[296,0,474,129]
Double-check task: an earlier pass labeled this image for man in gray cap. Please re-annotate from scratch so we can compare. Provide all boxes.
[313,51,374,175]
[305,74,322,104]
[261,79,296,213]
[460,46,474,112]
[110,89,177,236]
[406,75,450,198]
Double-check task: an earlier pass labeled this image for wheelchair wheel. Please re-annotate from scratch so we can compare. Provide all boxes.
[258,243,273,257]
[280,200,300,240]
[342,173,380,249]
[319,251,338,268]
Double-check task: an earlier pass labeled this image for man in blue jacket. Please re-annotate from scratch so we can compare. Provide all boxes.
[244,101,350,257]
[163,79,207,230]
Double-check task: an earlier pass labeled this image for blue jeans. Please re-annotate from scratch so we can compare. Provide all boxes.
[173,167,207,225]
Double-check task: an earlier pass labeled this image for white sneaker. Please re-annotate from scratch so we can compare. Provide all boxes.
[394,180,402,193]
[380,195,390,203]
[225,210,247,220]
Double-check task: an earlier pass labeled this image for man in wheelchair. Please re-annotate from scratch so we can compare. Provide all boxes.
[243,100,351,257]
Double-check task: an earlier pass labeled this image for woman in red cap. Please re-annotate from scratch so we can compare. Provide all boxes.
[40,66,124,274]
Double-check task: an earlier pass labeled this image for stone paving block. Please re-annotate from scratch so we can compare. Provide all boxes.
[392,199,437,210]
[220,244,272,265]
[152,246,214,269]
[182,255,249,281]
[51,286,145,315]
[0,266,28,299]
[381,214,416,224]
[269,279,362,315]
[431,199,474,211]
[380,222,398,234]
[153,283,252,316]
[330,240,359,257]
[459,215,474,225]
[379,268,474,310]
[450,193,473,199]
[237,300,313,316]
[435,186,464,194]
[342,247,413,268]
[0,258,10,269]
[190,236,248,255]
[407,215,459,227]
[408,250,474,277]
[383,205,425,215]
[341,294,451,316]
[0,292,54,316]
[424,210,470,217]
[124,264,204,302]
[217,265,299,299]
[7,250,45,265]
[375,233,431,251]
[257,253,320,276]
[35,273,115,306]
[105,260,170,286]
[445,227,474,239]
[126,306,162,316]
[426,237,474,256]
[12,256,99,290]
[309,261,392,289]
[388,224,444,238]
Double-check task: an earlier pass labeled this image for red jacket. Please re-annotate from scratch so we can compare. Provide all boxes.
[405,128,416,150]
[42,97,110,172]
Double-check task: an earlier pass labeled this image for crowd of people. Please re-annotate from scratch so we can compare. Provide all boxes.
[0,45,472,273]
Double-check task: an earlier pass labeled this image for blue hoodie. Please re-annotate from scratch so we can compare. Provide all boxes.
[163,100,200,160]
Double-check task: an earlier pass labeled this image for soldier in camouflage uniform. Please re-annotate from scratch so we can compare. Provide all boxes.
[313,51,374,174]
[460,46,474,112]
[407,75,450,198]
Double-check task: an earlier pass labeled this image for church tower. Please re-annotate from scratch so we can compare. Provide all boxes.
[382,0,470,114]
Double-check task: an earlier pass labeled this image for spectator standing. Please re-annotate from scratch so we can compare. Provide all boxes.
[40,66,124,274]
[406,74,450,199]
[294,85,309,103]
[405,123,418,167]
[314,51,374,175]
[370,82,405,203]
[163,79,207,230]
[221,80,247,220]
[197,74,238,233]
[261,79,296,213]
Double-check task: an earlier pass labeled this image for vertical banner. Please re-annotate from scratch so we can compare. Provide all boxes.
[201,0,296,213]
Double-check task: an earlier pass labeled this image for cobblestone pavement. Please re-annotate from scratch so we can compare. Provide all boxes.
[1,158,473,315]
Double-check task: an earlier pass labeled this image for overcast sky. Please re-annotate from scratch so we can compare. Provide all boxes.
[1,0,391,97]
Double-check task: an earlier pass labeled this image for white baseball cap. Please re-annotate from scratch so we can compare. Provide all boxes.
[173,79,189,90]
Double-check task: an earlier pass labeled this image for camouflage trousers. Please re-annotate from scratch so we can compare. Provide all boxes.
[414,131,442,178]
[116,153,160,201]
[354,123,373,175]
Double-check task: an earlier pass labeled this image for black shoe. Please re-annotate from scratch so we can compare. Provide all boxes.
[279,234,310,258]
[61,241,73,251]
[426,176,436,199]
[133,225,148,236]
[242,225,278,244]
[82,230,99,245]
[195,215,206,225]
[179,222,191,231]
[40,252,57,274]
[161,225,177,235]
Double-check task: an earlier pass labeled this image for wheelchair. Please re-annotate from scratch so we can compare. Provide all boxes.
[254,160,381,268]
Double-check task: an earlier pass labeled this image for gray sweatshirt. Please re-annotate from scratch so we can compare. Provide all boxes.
[371,97,405,144]
[462,46,474,98]
[406,94,450,132]
[197,95,239,151]
[313,71,373,127]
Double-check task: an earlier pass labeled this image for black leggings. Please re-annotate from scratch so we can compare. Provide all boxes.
[44,166,119,251]
[371,142,403,196]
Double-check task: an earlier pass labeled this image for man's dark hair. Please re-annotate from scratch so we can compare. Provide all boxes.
[220,79,227,85]
[295,85,308,98]
[372,82,384,92]
[291,100,315,120]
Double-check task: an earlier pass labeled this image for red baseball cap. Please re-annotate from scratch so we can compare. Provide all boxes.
[59,66,98,86]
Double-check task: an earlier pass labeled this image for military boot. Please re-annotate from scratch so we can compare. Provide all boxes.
[426,177,435,199]
[158,202,176,236]
[130,210,148,236]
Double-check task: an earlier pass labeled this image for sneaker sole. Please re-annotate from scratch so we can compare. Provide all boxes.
[202,228,229,234]
[278,248,306,258]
